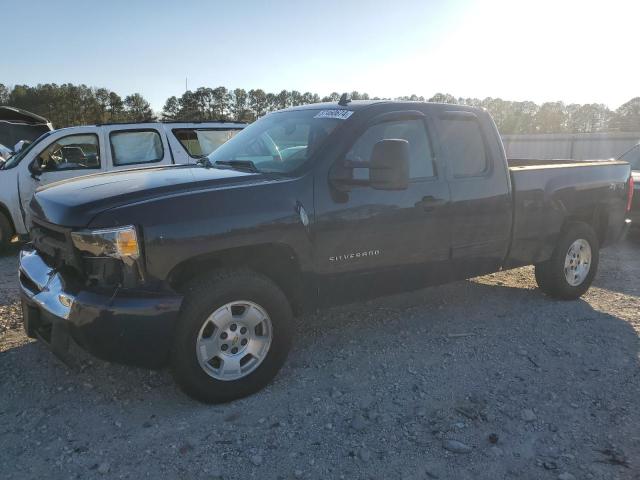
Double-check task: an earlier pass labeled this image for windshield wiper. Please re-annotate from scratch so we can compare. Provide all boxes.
[213,160,260,173]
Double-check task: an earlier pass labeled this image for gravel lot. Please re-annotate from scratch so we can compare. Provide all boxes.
[1,241,639,480]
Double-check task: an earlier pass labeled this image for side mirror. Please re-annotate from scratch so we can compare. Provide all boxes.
[329,138,410,191]
[28,159,43,178]
[369,139,410,190]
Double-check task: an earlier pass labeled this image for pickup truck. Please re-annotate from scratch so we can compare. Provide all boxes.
[18,100,633,403]
[618,143,640,231]
[0,121,244,249]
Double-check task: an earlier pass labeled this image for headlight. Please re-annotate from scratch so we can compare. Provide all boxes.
[71,226,140,260]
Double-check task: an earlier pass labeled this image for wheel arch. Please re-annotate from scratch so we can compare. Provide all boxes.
[563,205,608,247]
[0,201,16,236]
[167,242,307,315]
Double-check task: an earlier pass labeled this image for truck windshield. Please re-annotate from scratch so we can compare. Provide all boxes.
[1,131,54,170]
[207,109,346,173]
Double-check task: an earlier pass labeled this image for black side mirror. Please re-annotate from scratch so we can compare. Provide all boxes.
[329,138,410,191]
[369,139,410,190]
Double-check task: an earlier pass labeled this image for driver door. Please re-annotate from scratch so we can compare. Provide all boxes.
[18,131,104,227]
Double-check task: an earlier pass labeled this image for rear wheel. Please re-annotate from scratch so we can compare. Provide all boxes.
[0,212,14,252]
[171,269,293,403]
[535,222,599,300]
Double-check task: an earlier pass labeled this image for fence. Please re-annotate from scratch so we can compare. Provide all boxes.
[501,132,640,160]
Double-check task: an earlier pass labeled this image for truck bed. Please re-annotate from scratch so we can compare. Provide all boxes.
[505,159,630,268]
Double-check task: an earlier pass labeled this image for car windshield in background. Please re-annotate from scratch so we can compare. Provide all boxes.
[1,131,53,170]
[619,144,640,170]
[207,110,346,173]
[173,128,242,158]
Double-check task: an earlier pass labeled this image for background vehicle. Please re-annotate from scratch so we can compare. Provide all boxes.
[618,143,640,232]
[0,121,244,249]
[0,106,53,153]
[19,101,632,403]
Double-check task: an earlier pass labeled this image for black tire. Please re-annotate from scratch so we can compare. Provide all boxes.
[171,269,293,403]
[0,212,13,252]
[534,222,599,300]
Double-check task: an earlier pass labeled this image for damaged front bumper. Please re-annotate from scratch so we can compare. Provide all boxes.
[19,247,183,368]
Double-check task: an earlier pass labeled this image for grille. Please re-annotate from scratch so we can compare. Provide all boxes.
[30,218,80,270]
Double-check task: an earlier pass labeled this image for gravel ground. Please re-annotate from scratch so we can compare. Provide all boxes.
[1,241,639,480]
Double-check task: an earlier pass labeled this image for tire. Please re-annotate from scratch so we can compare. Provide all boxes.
[171,269,293,403]
[534,222,599,300]
[0,212,14,252]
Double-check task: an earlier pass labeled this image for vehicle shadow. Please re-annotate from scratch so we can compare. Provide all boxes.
[1,271,639,478]
[591,239,640,297]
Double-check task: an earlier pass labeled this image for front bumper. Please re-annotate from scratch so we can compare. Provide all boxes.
[19,248,183,368]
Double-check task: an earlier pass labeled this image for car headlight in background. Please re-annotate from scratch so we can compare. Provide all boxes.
[71,226,140,260]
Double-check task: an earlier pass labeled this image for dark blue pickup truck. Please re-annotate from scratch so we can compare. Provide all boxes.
[19,100,633,402]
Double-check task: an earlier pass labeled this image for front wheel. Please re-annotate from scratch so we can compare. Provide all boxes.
[171,269,293,403]
[0,212,13,252]
[534,222,599,300]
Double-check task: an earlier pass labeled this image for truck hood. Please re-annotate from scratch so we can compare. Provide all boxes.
[30,165,269,227]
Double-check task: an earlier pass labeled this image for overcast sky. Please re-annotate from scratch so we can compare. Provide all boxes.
[2,0,638,111]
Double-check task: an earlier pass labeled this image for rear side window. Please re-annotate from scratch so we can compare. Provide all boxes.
[440,117,487,177]
[173,128,240,157]
[110,130,163,166]
[346,119,435,179]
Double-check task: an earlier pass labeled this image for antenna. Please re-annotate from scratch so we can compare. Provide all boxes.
[185,77,188,92]
[338,93,351,106]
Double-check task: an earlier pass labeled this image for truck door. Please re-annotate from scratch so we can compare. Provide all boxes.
[17,129,105,227]
[102,125,172,171]
[435,110,512,278]
[312,111,451,304]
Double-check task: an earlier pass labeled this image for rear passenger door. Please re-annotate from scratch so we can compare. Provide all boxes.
[435,110,512,277]
[102,125,172,171]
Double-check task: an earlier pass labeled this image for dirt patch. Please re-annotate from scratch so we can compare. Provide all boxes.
[1,242,639,479]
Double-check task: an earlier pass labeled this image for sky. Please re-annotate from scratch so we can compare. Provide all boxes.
[2,0,638,112]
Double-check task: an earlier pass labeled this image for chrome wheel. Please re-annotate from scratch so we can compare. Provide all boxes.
[564,239,592,286]
[196,301,273,381]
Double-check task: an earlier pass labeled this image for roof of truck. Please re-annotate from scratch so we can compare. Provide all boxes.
[282,100,484,114]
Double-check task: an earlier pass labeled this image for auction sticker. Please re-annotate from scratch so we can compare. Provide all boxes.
[314,110,354,120]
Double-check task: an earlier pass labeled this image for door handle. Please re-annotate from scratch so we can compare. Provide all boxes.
[418,196,446,211]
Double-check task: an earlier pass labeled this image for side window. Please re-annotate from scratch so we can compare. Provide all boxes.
[110,130,163,166]
[345,119,435,179]
[37,134,100,171]
[440,117,488,177]
[173,129,240,157]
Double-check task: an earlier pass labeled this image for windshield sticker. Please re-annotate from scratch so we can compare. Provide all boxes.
[314,109,354,120]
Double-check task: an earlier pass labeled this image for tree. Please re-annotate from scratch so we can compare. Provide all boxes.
[161,96,180,120]
[0,84,9,104]
[124,93,154,122]
[212,86,229,119]
[108,92,125,122]
[534,102,567,133]
[230,88,249,121]
[322,92,340,102]
[567,103,612,133]
[610,97,640,132]
[248,89,268,118]
[428,93,458,104]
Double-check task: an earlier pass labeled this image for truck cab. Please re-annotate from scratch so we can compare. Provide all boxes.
[0,121,244,247]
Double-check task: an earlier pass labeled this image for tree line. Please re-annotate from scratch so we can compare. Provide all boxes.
[1,83,639,134]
